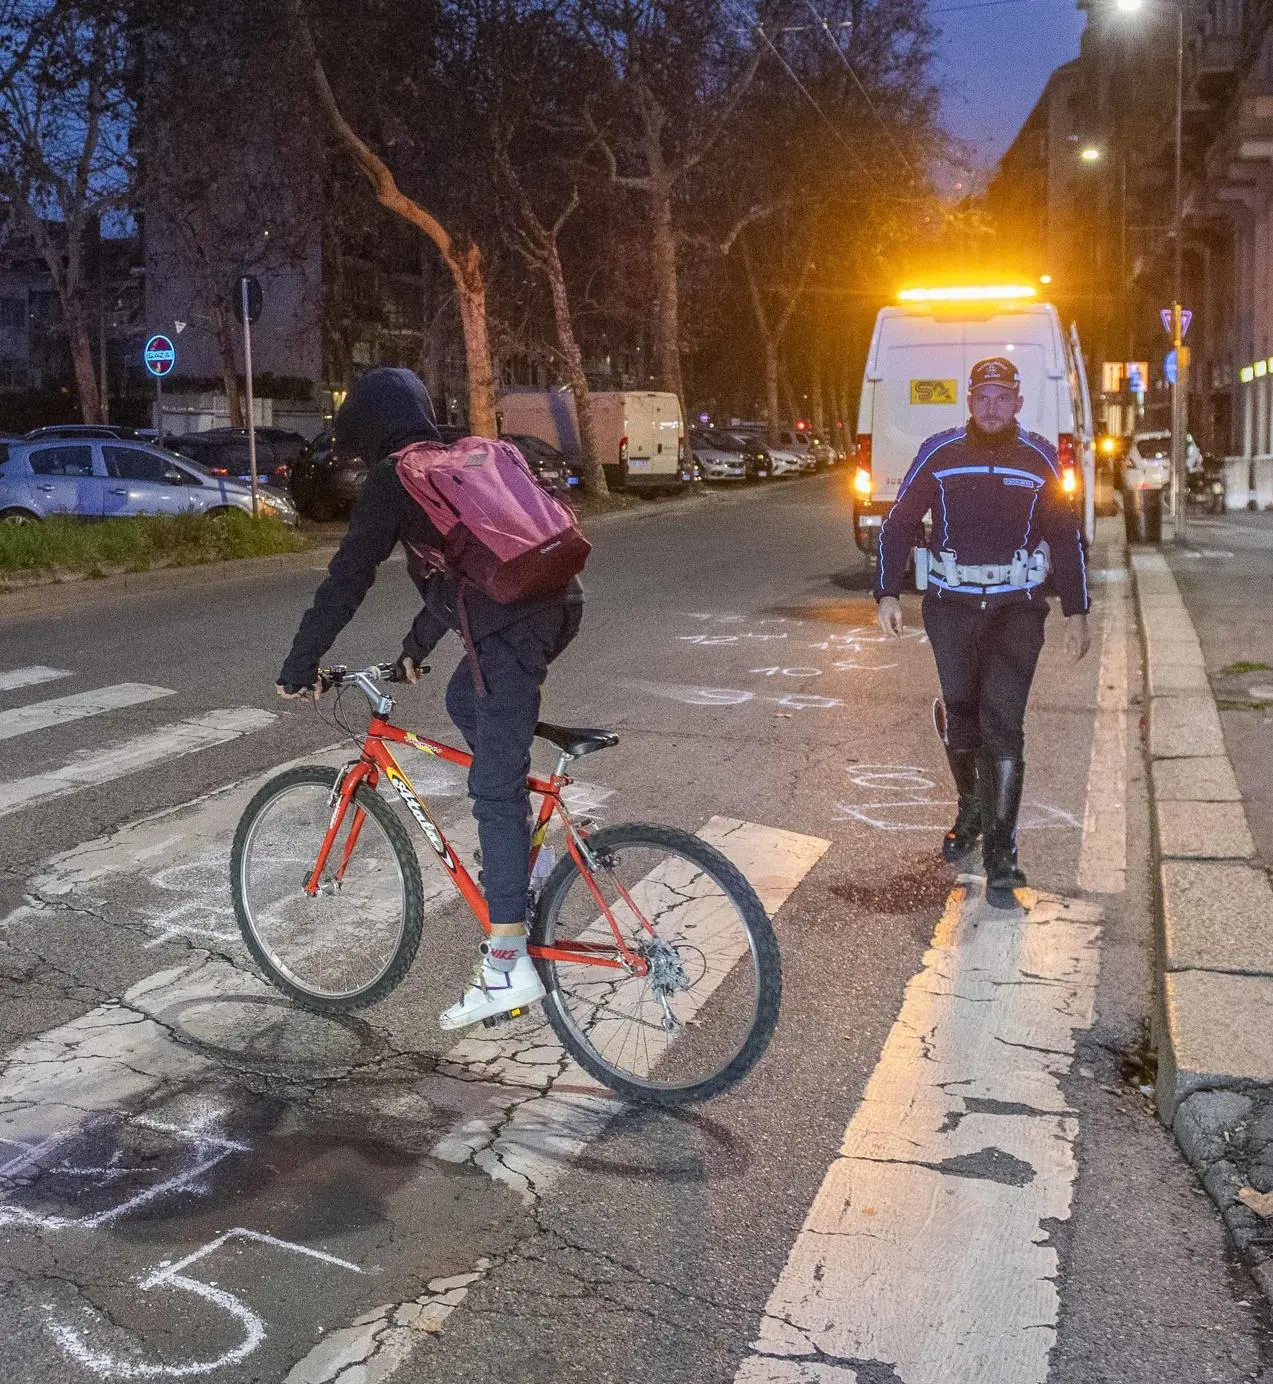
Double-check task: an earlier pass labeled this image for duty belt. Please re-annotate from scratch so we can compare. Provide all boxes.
[915,545,1050,593]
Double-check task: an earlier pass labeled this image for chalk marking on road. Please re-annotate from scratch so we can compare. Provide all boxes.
[45,1228,362,1380]
[0,682,175,743]
[283,815,831,1384]
[0,665,72,693]
[833,764,1080,833]
[1076,586,1128,894]
[0,707,278,817]
[733,886,1102,1384]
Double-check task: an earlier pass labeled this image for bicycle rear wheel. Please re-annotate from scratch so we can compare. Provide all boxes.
[230,766,423,1012]
[531,823,781,1105]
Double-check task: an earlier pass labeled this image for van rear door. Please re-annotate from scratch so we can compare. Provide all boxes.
[870,316,964,497]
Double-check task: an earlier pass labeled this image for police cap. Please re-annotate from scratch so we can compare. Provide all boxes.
[969,356,1021,391]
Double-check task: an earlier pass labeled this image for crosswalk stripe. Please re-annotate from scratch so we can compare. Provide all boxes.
[0,682,175,743]
[0,666,72,694]
[0,707,277,817]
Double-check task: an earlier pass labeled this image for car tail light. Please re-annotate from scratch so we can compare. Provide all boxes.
[854,466,873,497]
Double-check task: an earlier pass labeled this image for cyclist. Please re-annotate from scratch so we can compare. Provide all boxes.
[874,356,1090,898]
[277,367,583,1027]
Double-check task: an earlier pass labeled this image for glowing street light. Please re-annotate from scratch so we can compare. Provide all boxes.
[1080,145,1102,161]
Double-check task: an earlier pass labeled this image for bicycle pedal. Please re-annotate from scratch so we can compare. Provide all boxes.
[481,1006,528,1029]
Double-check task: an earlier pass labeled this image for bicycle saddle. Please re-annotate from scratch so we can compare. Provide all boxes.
[534,722,620,758]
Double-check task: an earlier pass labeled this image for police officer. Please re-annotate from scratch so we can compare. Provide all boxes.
[874,356,1091,900]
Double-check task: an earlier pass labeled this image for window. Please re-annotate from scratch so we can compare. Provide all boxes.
[105,446,167,483]
[29,445,95,477]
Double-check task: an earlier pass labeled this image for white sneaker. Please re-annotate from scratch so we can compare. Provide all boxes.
[438,953,546,1031]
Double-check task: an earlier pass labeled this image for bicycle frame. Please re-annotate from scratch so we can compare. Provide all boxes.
[304,712,651,976]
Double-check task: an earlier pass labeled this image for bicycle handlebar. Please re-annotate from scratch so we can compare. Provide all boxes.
[317,661,431,696]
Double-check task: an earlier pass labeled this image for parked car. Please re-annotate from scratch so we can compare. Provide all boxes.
[714,430,773,481]
[166,429,294,491]
[287,428,364,520]
[500,433,582,489]
[25,423,142,441]
[735,427,801,477]
[0,437,297,524]
[1125,429,1203,494]
[690,429,747,482]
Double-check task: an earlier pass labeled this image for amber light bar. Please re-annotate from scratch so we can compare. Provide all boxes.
[897,284,1039,303]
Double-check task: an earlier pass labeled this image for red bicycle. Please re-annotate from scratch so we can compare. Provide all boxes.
[229,662,781,1105]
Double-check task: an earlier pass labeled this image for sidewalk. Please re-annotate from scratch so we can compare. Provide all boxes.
[1134,510,1273,1297]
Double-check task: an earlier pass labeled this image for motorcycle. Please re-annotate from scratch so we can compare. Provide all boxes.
[1186,454,1226,515]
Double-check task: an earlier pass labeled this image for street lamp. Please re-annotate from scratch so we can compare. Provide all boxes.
[1116,0,1188,539]
[1080,145,1102,162]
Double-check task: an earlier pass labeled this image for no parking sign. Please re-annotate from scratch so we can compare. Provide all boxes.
[143,334,176,377]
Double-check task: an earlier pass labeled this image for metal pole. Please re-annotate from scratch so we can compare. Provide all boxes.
[1171,0,1188,542]
[240,276,259,518]
[156,372,164,449]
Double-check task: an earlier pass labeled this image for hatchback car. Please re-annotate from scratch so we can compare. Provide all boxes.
[1125,430,1202,493]
[0,438,297,524]
[690,429,747,482]
[167,430,296,491]
[500,433,582,489]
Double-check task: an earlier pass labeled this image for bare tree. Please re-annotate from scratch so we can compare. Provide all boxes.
[285,0,498,436]
[0,1,131,423]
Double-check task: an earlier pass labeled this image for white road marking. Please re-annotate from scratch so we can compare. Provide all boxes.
[1077,586,1129,894]
[0,707,277,817]
[734,887,1102,1384]
[0,665,72,693]
[285,816,831,1384]
[0,682,174,742]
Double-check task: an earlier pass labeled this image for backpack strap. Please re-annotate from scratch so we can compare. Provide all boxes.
[456,583,488,698]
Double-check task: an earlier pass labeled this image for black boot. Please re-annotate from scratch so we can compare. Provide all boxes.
[979,752,1027,902]
[942,747,981,863]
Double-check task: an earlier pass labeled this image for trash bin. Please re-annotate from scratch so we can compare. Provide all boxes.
[1123,485,1163,544]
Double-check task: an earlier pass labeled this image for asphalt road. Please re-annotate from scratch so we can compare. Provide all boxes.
[0,475,1267,1383]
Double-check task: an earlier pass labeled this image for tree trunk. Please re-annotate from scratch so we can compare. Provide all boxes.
[454,246,497,437]
[62,292,104,424]
[648,168,684,410]
[544,240,608,496]
[810,289,825,435]
[213,298,246,427]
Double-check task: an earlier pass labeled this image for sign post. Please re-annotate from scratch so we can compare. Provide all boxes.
[237,276,262,518]
[142,334,176,447]
[1162,304,1191,542]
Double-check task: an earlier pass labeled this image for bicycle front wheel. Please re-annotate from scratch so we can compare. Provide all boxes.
[230,766,423,1012]
[531,823,781,1105]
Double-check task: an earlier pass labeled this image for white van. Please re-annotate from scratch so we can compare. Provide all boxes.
[852,292,1095,555]
[495,388,687,492]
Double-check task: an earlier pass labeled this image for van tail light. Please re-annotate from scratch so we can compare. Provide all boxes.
[854,435,872,498]
[855,434,871,470]
[619,436,628,465]
[1062,466,1078,494]
[1057,433,1077,494]
[854,466,873,497]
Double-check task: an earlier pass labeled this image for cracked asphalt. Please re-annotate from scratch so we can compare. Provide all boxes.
[0,476,1268,1382]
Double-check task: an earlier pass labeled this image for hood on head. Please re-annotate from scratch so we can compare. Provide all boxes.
[334,367,441,463]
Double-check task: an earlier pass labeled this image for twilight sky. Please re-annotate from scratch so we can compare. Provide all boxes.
[931,0,1087,173]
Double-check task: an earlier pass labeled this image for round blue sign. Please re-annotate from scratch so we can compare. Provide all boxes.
[143,334,176,377]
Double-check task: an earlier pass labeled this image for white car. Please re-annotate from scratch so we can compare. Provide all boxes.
[737,429,801,476]
[690,429,747,482]
[1125,430,1202,491]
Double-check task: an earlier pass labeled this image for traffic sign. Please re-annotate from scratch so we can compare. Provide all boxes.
[1164,349,1178,385]
[143,334,176,377]
[1127,361,1148,392]
[1160,307,1192,338]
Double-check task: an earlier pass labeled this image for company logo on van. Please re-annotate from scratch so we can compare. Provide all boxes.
[910,379,959,405]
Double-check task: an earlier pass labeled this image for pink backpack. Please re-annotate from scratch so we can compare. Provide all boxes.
[395,436,590,604]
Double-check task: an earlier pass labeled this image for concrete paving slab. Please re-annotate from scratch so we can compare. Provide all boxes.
[1146,661,1210,695]
[1161,860,1273,972]
[1152,756,1242,802]
[1149,694,1227,757]
[1143,618,1205,648]
[1142,633,1206,663]
[1157,800,1255,859]
[1158,970,1273,1122]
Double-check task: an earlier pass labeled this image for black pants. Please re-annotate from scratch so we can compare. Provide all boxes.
[921,593,1048,757]
[445,604,582,924]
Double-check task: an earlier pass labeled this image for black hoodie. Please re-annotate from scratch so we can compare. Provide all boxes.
[279,367,582,689]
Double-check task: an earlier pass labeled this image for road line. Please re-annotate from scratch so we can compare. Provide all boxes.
[286,816,832,1384]
[734,886,1102,1384]
[0,707,276,817]
[1076,582,1128,894]
[0,665,72,693]
[0,682,174,742]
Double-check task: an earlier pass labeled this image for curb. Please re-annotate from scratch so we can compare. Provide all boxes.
[1133,546,1273,1295]
[0,475,809,620]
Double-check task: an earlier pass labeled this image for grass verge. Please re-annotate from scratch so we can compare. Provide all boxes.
[0,511,311,582]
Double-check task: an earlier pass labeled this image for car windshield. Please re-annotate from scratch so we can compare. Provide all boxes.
[1135,434,1171,457]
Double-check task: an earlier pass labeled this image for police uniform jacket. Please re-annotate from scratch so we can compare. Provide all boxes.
[873,421,1090,616]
